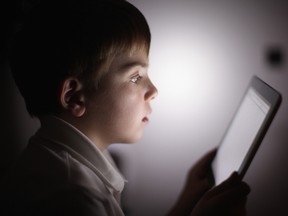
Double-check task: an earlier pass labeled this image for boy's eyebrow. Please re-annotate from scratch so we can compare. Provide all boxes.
[120,61,149,72]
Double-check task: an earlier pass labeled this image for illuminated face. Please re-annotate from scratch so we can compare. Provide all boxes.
[82,49,158,149]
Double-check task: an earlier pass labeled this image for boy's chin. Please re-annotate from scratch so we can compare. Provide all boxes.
[123,134,143,144]
[112,130,145,145]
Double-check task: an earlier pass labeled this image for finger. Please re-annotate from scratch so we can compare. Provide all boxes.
[215,183,250,203]
[192,148,217,176]
[210,181,250,206]
[208,172,240,194]
[199,148,217,165]
[208,172,250,199]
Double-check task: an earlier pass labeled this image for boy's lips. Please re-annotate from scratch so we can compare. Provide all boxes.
[142,113,151,123]
[142,116,149,123]
[142,108,152,123]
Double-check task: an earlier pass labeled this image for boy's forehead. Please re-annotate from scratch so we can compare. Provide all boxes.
[112,51,149,72]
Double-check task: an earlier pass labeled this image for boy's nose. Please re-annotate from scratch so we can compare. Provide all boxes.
[145,80,158,101]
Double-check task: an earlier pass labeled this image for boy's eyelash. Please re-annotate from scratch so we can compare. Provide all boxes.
[130,74,143,84]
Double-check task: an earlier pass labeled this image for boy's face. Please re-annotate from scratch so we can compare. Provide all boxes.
[82,49,158,149]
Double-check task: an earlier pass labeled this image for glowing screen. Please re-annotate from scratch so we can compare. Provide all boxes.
[212,87,270,185]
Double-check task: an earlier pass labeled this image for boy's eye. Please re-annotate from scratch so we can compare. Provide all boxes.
[130,74,143,84]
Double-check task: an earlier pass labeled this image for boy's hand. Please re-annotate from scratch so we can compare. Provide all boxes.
[167,149,251,216]
[191,172,250,216]
[167,149,217,216]
[183,148,217,205]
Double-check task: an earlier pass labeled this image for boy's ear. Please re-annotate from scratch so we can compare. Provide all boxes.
[59,77,86,117]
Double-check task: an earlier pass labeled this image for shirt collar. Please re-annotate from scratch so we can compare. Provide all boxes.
[36,115,126,192]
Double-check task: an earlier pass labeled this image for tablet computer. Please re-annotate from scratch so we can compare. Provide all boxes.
[211,75,282,186]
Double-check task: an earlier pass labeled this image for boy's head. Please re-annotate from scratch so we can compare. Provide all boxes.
[10,0,151,118]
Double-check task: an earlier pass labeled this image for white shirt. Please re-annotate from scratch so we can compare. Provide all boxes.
[0,115,126,216]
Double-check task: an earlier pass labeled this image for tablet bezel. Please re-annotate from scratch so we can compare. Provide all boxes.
[211,75,282,186]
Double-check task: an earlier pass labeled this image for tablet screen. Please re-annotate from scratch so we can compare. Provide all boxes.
[211,76,281,186]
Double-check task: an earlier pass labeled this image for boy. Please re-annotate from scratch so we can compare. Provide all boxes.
[1,0,250,215]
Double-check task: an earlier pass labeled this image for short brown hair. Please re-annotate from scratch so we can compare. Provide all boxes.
[9,0,151,118]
